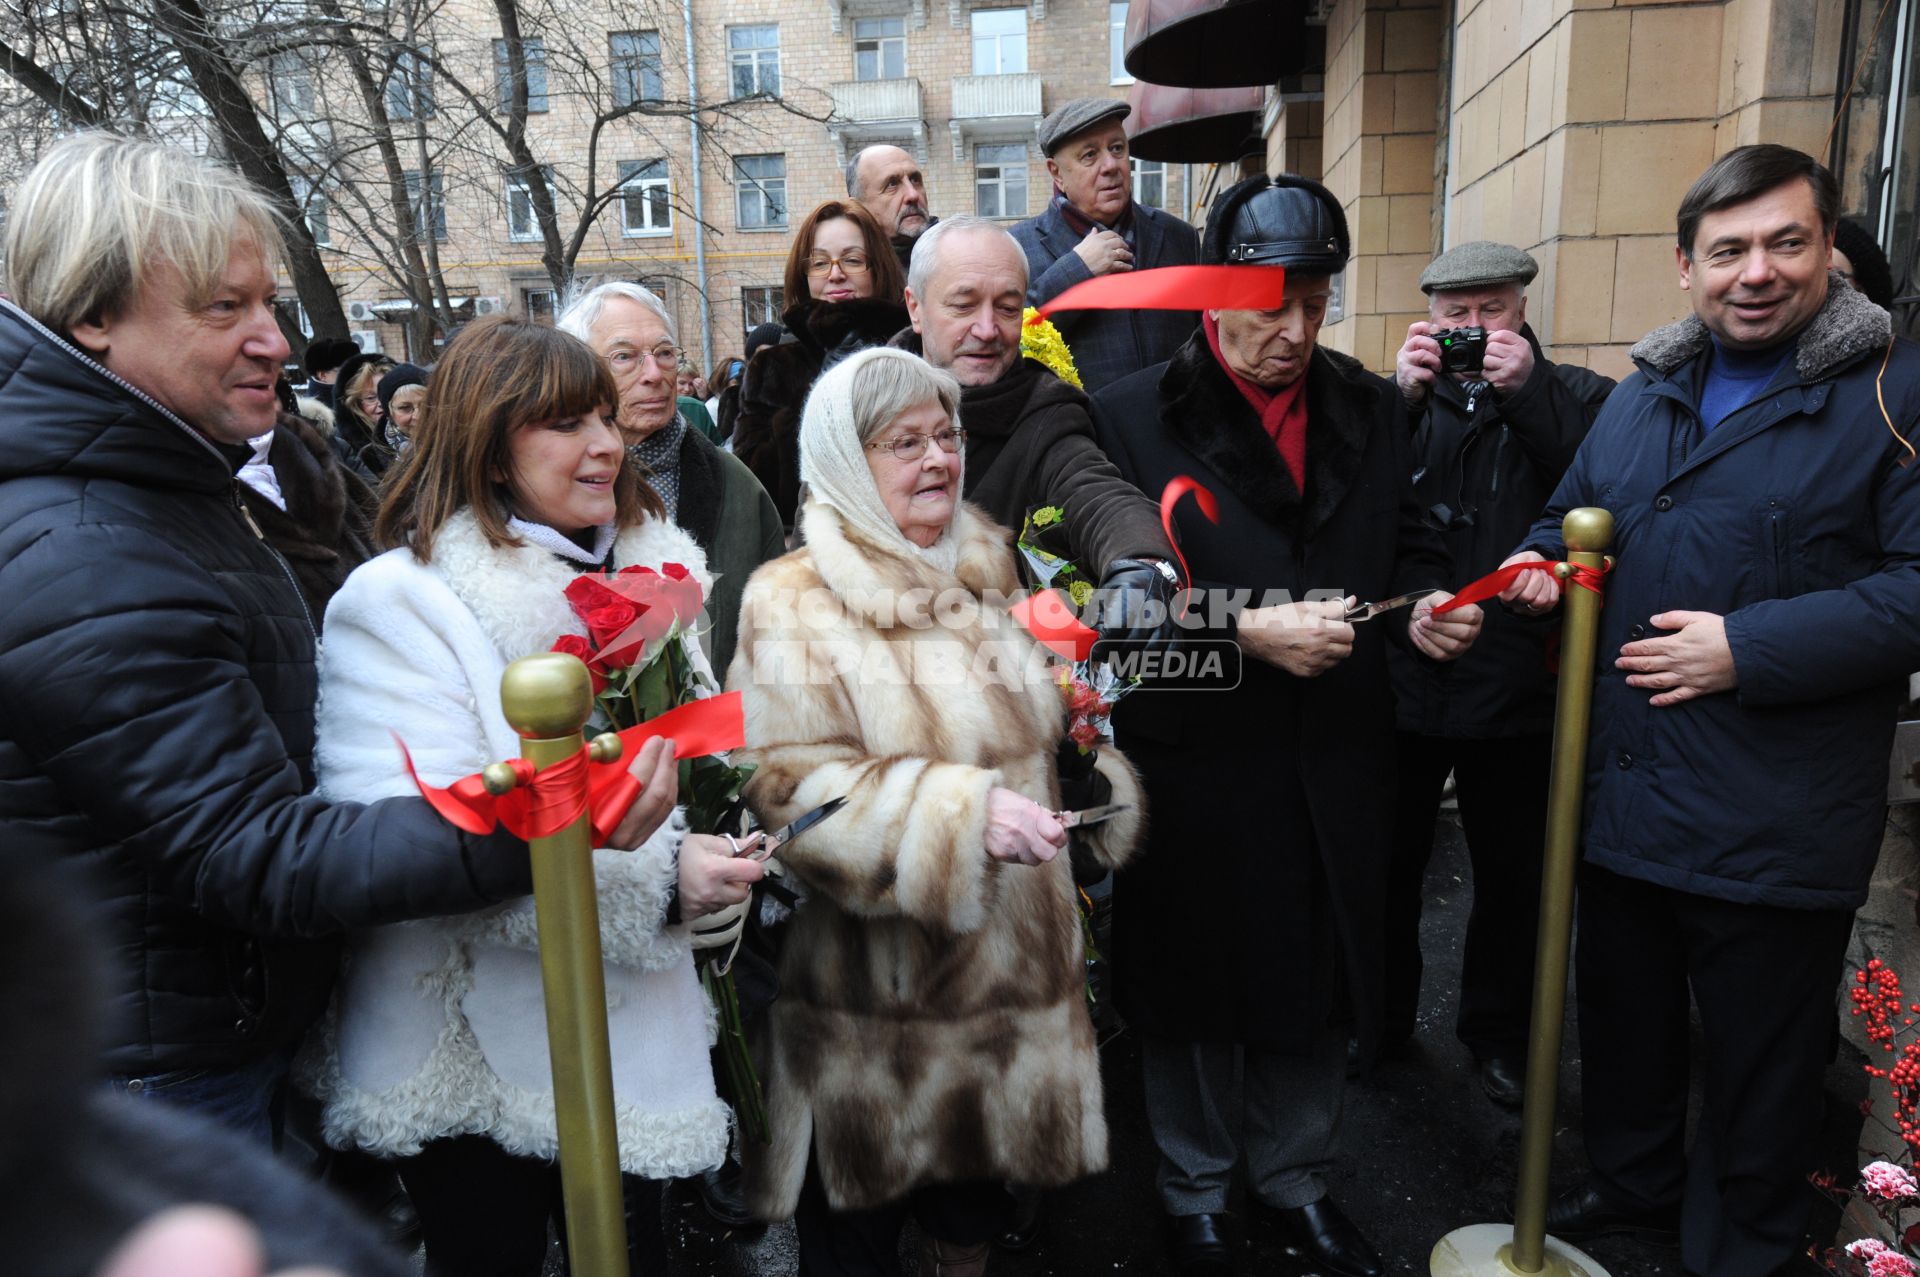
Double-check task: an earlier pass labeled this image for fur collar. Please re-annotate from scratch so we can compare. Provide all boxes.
[1157,331,1377,537]
[1630,271,1892,383]
[781,296,913,361]
[427,508,710,662]
[796,498,1019,624]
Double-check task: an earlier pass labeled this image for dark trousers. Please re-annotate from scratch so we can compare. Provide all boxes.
[1384,731,1549,1060]
[1575,865,1854,1277]
[795,1149,1013,1277]
[395,1135,667,1277]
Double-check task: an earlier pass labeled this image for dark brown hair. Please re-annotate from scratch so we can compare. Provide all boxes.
[375,315,664,560]
[782,200,905,308]
[1676,144,1839,260]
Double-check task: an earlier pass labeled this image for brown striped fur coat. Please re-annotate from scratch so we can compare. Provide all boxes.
[727,497,1145,1218]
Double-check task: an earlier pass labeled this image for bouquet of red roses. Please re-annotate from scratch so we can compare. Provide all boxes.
[551,562,766,1139]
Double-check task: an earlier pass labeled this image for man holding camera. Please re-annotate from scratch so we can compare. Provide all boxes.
[1383,242,1614,1107]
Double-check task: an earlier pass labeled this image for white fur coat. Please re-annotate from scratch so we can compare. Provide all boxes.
[300,508,731,1178]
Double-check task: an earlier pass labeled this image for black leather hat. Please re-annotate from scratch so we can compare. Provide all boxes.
[1202,174,1349,276]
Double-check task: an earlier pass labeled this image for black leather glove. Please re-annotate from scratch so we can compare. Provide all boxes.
[1087,557,1181,650]
[1056,738,1114,887]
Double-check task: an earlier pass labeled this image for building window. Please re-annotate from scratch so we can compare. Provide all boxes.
[734,154,786,229]
[1110,2,1131,83]
[854,17,906,81]
[288,173,330,247]
[970,9,1027,76]
[618,159,672,236]
[494,37,548,113]
[974,143,1028,218]
[728,26,781,98]
[386,46,434,120]
[506,167,557,241]
[610,31,663,108]
[404,169,446,241]
[269,51,316,122]
[522,287,557,323]
[1131,157,1164,210]
[741,285,782,341]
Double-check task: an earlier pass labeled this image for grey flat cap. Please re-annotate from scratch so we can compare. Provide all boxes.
[1038,97,1132,156]
[1420,240,1539,294]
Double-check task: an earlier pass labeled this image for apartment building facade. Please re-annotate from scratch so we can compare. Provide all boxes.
[318,0,1190,371]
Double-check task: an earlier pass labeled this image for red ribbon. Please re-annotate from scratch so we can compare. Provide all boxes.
[1160,476,1221,616]
[1431,560,1609,615]
[398,692,747,843]
[1010,590,1099,661]
[1026,265,1289,325]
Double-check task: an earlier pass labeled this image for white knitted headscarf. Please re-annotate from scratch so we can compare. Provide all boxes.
[799,346,964,574]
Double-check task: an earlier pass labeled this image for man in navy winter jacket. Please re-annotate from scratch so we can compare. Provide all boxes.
[1500,145,1920,1276]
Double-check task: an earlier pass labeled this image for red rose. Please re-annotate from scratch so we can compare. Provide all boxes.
[550,634,608,694]
[565,574,625,626]
[618,562,704,628]
[584,600,651,668]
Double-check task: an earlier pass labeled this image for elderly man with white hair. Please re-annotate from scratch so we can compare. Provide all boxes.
[558,281,783,676]
[0,134,549,1145]
[893,215,1179,650]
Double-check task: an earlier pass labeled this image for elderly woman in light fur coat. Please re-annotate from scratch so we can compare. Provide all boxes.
[727,346,1146,1277]
[303,316,764,1276]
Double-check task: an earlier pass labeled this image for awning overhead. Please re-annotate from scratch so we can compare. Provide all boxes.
[1122,0,1307,89]
[1125,80,1264,163]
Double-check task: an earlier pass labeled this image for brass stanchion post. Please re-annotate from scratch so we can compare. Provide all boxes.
[487,653,628,1277]
[1431,508,1615,1277]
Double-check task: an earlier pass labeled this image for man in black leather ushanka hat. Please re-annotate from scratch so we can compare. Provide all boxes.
[1090,175,1482,1276]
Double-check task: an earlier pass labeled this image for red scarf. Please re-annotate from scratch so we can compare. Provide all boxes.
[1203,311,1309,490]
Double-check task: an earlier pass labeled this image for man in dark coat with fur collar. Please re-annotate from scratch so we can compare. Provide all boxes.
[1500,145,1920,1277]
[1090,175,1481,1276]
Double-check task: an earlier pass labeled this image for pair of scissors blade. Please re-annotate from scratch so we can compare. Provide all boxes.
[1344,588,1439,623]
[1057,803,1131,830]
[746,796,847,860]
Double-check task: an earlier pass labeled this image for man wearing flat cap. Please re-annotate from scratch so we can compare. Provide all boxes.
[1382,242,1615,1111]
[1090,175,1482,1277]
[1010,96,1199,392]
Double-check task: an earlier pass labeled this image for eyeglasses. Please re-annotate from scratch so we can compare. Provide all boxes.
[356,394,381,409]
[606,343,682,372]
[865,426,966,462]
[805,250,871,277]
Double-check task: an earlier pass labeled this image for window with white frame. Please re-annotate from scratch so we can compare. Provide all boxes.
[617,159,672,236]
[741,285,782,341]
[1110,2,1132,83]
[728,26,781,98]
[970,9,1027,75]
[405,169,446,240]
[854,17,906,81]
[507,167,557,241]
[734,154,786,229]
[974,143,1029,218]
[288,173,330,247]
[1131,156,1165,210]
[269,51,316,121]
[494,37,548,113]
[610,31,663,107]
[386,46,434,120]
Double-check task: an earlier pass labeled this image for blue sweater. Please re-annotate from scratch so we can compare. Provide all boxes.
[1699,335,1792,431]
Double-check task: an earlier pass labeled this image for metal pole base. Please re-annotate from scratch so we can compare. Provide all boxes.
[1431,1224,1612,1277]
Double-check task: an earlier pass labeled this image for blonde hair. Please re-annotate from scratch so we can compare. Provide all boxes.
[4,132,288,333]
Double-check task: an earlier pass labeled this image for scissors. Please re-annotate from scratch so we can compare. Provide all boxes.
[731,796,847,861]
[1343,589,1439,623]
[1055,803,1131,830]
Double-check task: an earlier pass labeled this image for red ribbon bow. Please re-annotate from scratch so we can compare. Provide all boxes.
[1431,559,1610,615]
[398,693,747,844]
[1025,265,1290,325]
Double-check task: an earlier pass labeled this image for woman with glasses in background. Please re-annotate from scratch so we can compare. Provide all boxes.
[331,351,398,483]
[732,200,907,530]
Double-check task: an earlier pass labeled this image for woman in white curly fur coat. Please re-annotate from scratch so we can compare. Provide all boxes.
[304,317,763,1275]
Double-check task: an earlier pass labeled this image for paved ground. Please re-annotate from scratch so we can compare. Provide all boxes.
[526,812,1868,1275]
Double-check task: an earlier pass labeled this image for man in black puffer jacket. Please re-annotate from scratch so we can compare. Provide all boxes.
[1379,241,1614,1108]
[0,134,553,1144]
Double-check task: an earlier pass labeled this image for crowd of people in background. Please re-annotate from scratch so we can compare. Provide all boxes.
[1,96,1917,1277]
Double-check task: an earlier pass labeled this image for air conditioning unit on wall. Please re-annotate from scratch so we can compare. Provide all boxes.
[475,296,506,316]
[346,300,377,322]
